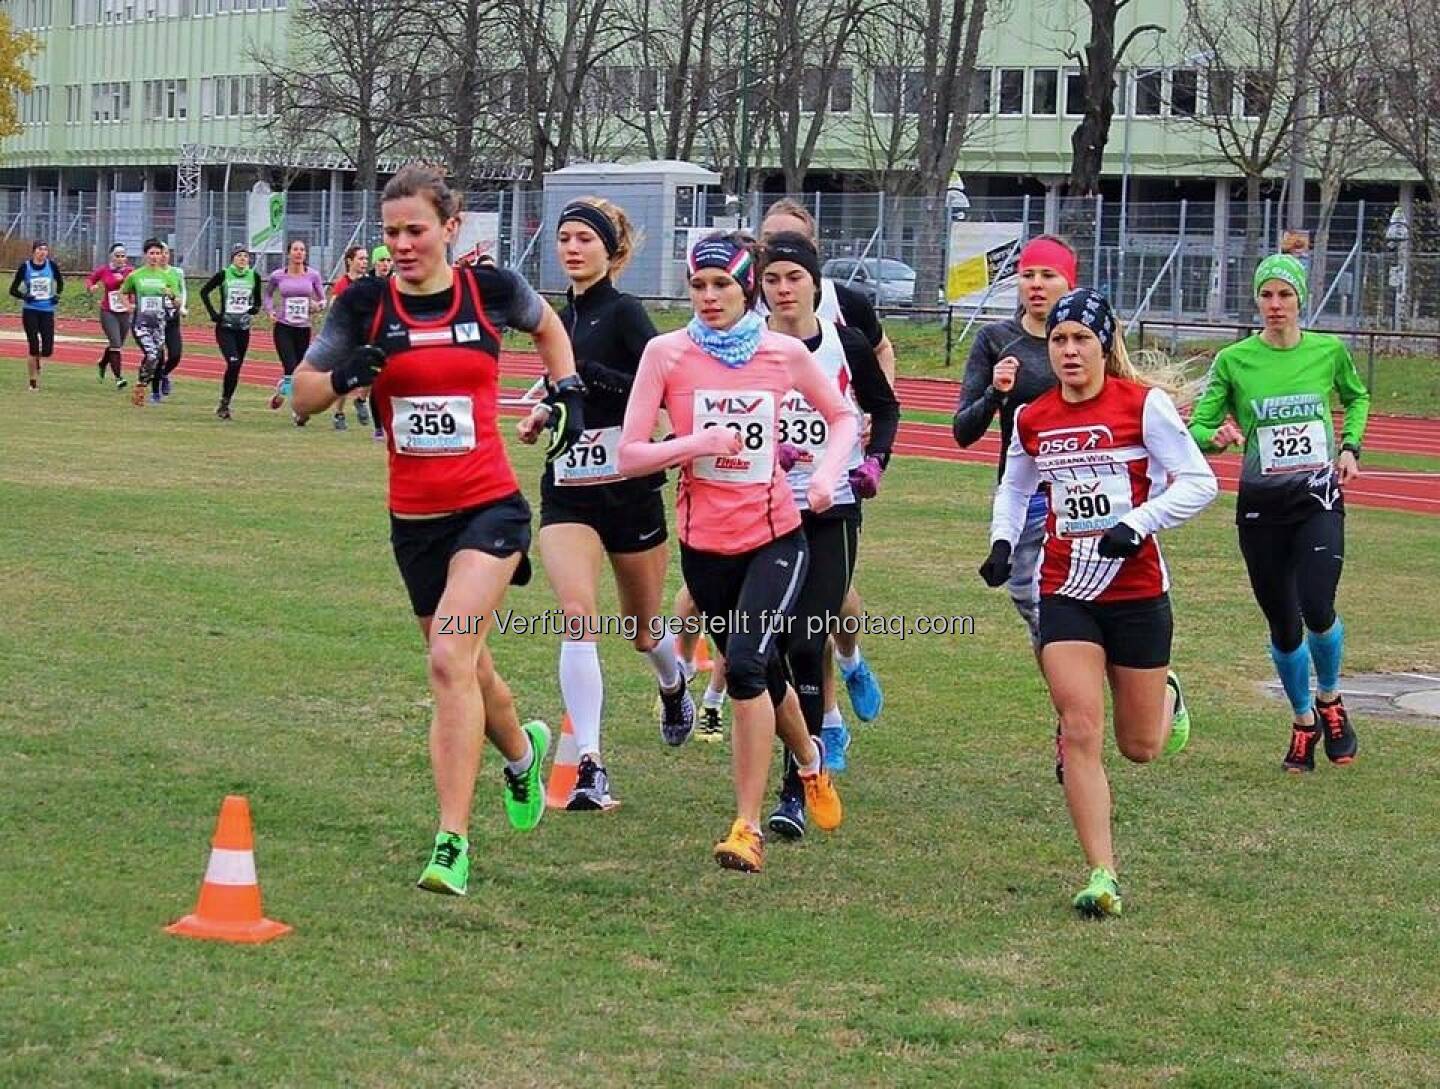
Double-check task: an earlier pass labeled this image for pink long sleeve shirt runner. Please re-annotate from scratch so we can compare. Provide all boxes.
[619,327,857,555]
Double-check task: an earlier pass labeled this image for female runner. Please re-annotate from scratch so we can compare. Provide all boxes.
[516,197,691,810]
[618,232,850,874]
[1188,255,1369,772]
[291,164,586,896]
[981,289,1217,916]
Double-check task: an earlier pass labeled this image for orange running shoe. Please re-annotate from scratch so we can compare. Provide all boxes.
[800,740,843,831]
[713,819,764,873]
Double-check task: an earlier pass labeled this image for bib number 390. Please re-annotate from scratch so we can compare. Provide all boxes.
[1053,473,1134,539]
[693,389,775,484]
[390,395,477,456]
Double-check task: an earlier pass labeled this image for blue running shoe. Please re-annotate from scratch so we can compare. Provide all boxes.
[820,723,850,774]
[766,789,805,841]
[160,376,173,397]
[840,657,883,722]
[148,392,163,406]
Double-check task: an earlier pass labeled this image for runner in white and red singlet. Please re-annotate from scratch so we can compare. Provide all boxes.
[981,288,1217,918]
[291,164,586,899]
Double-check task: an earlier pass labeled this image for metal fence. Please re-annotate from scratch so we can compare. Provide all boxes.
[1,184,1437,332]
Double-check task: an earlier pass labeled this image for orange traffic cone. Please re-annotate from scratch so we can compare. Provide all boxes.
[693,636,713,673]
[545,715,580,809]
[166,795,292,944]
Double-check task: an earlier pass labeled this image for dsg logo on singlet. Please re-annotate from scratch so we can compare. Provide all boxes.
[1036,424,1113,455]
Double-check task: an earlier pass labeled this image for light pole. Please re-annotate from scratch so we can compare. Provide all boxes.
[735,0,755,220]
[1286,0,1312,233]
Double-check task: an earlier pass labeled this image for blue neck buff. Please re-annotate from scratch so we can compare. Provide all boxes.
[687,310,765,368]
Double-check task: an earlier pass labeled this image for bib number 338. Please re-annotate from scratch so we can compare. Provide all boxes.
[390,396,477,456]
[693,390,774,484]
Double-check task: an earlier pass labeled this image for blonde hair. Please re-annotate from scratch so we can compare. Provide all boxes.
[571,196,642,280]
[761,198,818,242]
[1104,320,1200,406]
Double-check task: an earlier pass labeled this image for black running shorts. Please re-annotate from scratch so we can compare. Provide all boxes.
[390,492,533,617]
[1038,593,1173,669]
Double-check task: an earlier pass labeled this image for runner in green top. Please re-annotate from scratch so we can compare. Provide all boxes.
[1188,253,1370,773]
[120,239,184,407]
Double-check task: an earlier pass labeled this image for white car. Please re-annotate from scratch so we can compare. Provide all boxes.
[820,257,917,306]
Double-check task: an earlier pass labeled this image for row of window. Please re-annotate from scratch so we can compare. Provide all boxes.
[11,0,286,29]
[50,76,277,124]
[17,87,51,126]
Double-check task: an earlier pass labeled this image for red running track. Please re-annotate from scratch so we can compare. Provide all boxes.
[13,333,1440,515]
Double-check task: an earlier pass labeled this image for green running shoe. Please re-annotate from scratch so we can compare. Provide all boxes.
[1163,671,1190,757]
[417,831,470,896]
[1072,867,1122,918]
[503,720,551,831]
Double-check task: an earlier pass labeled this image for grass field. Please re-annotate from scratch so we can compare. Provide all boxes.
[4,368,1440,1088]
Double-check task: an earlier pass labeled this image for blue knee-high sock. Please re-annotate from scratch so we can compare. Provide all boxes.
[1269,642,1313,716]
[1306,618,1345,694]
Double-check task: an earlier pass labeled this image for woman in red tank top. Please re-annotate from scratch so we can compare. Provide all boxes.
[291,165,586,898]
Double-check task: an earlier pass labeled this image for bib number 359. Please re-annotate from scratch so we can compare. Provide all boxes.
[390,395,477,456]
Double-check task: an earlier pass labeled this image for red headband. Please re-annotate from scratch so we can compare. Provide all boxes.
[1018,238,1077,290]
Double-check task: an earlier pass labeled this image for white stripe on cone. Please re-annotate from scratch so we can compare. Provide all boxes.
[553,723,578,766]
[204,847,258,886]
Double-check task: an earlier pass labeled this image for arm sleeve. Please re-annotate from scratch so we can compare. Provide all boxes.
[249,271,263,315]
[618,342,714,475]
[840,327,899,462]
[836,283,884,347]
[120,272,136,297]
[86,266,102,289]
[486,268,546,333]
[312,270,325,301]
[53,266,65,296]
[173,270,184,306]
[1332,341,1371,449]
[618,295,659,360]
[989,405,1040,545]
[952,327,1004,447]
[264,271,279,319]
[302,282,375,371]
[1126,389,1220,538]
[9,266,26,300]
[1186,353,1233,451]
[199,272,224,322]
[787,341,860,491]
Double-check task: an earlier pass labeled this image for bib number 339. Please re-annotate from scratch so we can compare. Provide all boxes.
[693,390,774,484]
[390,396,476,456]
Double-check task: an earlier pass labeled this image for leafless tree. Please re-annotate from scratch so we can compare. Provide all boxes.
[1353,0,1439,201]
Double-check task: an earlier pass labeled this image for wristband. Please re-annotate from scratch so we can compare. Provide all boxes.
[1340,442,1361,460]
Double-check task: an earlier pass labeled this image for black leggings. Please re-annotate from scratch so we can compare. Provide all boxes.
[680,529,809,703]
[1238,510,1345,653]
[22,309,55,357]
[216,324,251,401]
[161,317,184,376]
[273,322,310,375]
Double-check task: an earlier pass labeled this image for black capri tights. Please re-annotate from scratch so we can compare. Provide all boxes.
[22,309,55,357]
[784,514,860,735]
[216,325,251,401]
[1237,509,1345,653]
[680,529,809,704]
[272,322,311,376]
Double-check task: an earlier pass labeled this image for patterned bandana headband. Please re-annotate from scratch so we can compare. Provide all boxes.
[688,237,755,296]
[1046,288,1117,355]
[557,202,619,257]
[1253,253,1308,307]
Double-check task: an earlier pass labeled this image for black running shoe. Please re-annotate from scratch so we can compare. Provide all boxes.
[696,703,724,743]
[1283,724,1322,773]
[1054,721,1065,785]
[659,681,696,746]
[216,400,232,421]
[98,361,107,381]
[566,755,615,811]
[1317,696,1357,764]
[767,790,806,841]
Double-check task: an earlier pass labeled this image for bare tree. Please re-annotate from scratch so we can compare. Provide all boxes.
[1065,0,1164,195]
[1354,0,1439,201]
[249,0,428,191]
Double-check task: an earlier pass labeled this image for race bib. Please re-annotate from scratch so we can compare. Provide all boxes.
[390,396,476,456]
[554,425,622,485]
[140,295,165,315]
[1258,420,1329,476]
[28,276,52,301]
[778,390,829,464]
[284,295,310,324]
[226,286,252,315]
[692,389,775,484]
[1053,473,1133,539]
[107,290,125,312]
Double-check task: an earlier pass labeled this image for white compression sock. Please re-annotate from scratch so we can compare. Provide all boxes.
[559,640,604,757]
[645,630,683,690]
[703,680,727,707]
[504,733,535,776]
[822,706,844,730]
[835,645,862,671]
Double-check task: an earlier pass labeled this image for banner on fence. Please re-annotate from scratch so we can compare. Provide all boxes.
[946,221,1023,308]
[111,193,145,255]
[454,211,500,264]
[247,184,285,254]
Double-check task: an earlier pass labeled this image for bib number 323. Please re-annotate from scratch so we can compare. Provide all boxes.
[390,396,477,456]
[693,390,774,484]
[1258,420,1329,476]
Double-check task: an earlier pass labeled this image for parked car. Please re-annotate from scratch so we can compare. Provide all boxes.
[820,257,917,306]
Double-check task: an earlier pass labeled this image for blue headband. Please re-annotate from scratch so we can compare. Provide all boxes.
[1046,288,1117,354]
[688,238,755,295]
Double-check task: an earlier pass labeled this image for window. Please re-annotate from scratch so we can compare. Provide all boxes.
[1135,69,1163,115]
[19,87,50,125]
[831,68,852,113]
[902,68,924,113]
[1242,71,1269,118]
[65,83,83,123]
[1208,69,1234,116]
[91,81,130,122]
[997,68,1024,114]
[1031,68,1058,115]
[873,67,899,113]
[801,67,823,112]
[1064,68,1086,116]
[1171,69,1198,116]
[143,78,188,120]
[800,66,853,113]
[969,67,992,113]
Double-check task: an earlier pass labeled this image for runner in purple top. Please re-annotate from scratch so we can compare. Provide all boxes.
[265,239,326,425]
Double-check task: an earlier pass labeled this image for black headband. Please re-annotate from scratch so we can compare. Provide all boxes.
[558,202,619,257]
[761,233,822,288]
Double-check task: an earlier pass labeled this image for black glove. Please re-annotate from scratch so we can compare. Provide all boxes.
[1097,522,1143,559]
[979,540,1013,588]
[330,345,387,395]
[577,359,633,396]
[544,374,587,463]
